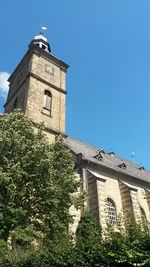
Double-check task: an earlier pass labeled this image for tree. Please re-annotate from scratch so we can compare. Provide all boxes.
[0,111,78,246]
[1,111,150,267]
[103,218,150,267]
[75,212,105,267]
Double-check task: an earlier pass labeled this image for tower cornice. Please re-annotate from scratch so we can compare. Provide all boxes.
[8,45,69,84]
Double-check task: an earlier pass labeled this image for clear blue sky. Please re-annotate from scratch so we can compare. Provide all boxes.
[0,0,150,169]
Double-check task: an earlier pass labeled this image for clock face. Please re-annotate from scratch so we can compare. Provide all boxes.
[45,64,54,75]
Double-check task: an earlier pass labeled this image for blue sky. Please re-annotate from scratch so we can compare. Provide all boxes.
[0,0,150,169]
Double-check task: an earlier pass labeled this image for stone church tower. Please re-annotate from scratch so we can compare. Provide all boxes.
[4,28,69,142]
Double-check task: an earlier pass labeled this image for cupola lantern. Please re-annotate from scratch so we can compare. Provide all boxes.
[31,26,51,53]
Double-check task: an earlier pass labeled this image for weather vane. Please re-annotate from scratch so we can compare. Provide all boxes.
[40,26,47,35]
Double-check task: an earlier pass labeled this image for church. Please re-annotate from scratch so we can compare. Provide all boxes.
[4,28,150,233]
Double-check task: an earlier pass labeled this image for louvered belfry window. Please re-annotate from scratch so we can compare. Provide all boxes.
[107,198,117,225]
[43,90,52,111]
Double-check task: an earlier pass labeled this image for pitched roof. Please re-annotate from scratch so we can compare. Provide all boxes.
[65,136,150,184]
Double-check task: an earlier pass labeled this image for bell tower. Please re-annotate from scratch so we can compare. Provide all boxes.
[4,27,69,142]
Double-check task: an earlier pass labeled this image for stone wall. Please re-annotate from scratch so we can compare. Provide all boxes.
[81,166,150,229]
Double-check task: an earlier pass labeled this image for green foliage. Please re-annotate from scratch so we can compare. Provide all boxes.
[1,112,150,267]
[76,211,101,244]
[75,212,105,267]
[0,111,78,246]
[75,213,150,267]
[45,135,79,238]
[1,213,150,266]
[103,218,150,267]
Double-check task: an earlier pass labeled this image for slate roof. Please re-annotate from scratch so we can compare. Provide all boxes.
[65,136,150,184]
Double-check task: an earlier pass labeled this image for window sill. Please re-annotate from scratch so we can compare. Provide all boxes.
[41,109,52,117]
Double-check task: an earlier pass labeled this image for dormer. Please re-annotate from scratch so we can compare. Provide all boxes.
[139,166,145,171]
[118,162,127,169]
[108,151,115,157]
[94,150,104,160]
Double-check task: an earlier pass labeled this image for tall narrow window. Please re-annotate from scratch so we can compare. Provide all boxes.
[13,97,18,110]
[43,90,52,112]
[107,198,117,225]
[140,206,146,222]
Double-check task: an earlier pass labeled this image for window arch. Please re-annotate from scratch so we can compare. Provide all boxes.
[43,90,52,112]
[107,198,117,225]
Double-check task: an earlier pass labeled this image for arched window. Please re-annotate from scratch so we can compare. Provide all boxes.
[107,198,117,225]
[43,90,52,112]
[140,206,146,222]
